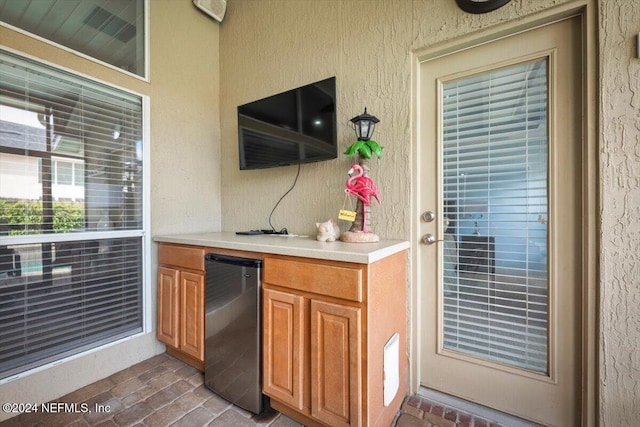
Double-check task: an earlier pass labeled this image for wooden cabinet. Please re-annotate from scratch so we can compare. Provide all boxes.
[157,267,179,347]
[262,252,407,427]
[154,237,407,425]
[262,288,305,410]
[157,244,205,370]
[179,271,205,360]
[310,299,361,427]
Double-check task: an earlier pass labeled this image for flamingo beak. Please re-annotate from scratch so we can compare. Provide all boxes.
[347,167,355,176]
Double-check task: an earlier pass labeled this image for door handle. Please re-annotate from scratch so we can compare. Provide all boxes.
[422,233,444,245]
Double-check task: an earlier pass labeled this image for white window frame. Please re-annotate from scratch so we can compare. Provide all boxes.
[0,46,151,384]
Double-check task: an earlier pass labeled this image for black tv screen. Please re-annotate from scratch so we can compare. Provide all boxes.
[238,77,337,170]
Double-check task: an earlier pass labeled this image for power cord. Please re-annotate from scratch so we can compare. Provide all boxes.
[267,163,301,234]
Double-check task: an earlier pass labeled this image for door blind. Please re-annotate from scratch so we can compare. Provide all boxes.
[441,59,549,373]
[0,49,144,379]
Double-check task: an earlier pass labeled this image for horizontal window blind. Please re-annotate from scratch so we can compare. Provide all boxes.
[441,59,549,373]
[0,49,144,379]
[0,238,142,378]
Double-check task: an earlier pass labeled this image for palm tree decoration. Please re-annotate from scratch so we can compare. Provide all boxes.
[340,108,383,243]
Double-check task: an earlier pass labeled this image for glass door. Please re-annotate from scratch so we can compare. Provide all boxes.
[419,16,582,426]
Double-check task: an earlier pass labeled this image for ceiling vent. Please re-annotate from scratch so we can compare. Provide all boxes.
[193,0,227,22]
[83,6,136,43]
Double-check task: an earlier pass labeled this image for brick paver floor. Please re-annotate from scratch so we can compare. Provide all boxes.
[393,394,530,427]
[0,354,300,427]
[1,353,522,427]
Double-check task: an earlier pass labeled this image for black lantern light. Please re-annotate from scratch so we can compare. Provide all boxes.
[350,107,380,141]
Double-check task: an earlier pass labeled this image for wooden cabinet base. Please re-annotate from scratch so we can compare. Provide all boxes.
[157,244,206,371]
[156,241,408,425]
[166,345,204,371]
[263,251,408,427]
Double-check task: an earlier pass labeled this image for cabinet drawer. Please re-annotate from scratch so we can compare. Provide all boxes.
[159,244,205,271]
[265,256,363,302]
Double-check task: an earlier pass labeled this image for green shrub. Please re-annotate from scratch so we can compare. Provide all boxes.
[0,200,84,235]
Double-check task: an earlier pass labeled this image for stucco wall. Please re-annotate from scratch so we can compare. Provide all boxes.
[598,1,640,425]
[0,2,221,420]
[150,3,221,236]
[219,0,571,238]
[219,0,639,425]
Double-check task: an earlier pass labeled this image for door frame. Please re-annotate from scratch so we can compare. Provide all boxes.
[409,2,599,425]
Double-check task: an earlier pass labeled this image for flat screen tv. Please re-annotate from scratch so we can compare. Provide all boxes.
[238,77,337,170]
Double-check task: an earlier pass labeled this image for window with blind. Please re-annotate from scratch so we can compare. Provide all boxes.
[441,59,549,373]
[0,49,145,379]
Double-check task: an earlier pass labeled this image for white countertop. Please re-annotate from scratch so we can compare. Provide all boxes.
[153,232,409,264]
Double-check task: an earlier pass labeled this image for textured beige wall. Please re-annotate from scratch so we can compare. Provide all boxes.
[219,0,639,425]
[0,2,221,420]
[219,0,572,238]
[150,4,221,235]
[598,1,640,425]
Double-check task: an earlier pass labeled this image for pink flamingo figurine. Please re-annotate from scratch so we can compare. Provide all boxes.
[345,164,380,233]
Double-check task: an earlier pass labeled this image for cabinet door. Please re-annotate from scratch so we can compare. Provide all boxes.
[311,300,361,427]
[263,288,305,411]
[180,271,205,361]
[157,267,179,347]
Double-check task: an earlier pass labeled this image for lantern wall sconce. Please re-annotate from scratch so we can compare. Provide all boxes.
[350,107,380,141]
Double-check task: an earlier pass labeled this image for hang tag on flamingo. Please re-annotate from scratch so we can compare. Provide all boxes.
[339,209,357,222]
[339,190,357,222]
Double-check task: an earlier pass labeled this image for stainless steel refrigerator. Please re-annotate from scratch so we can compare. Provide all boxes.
[204,254,264,414]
